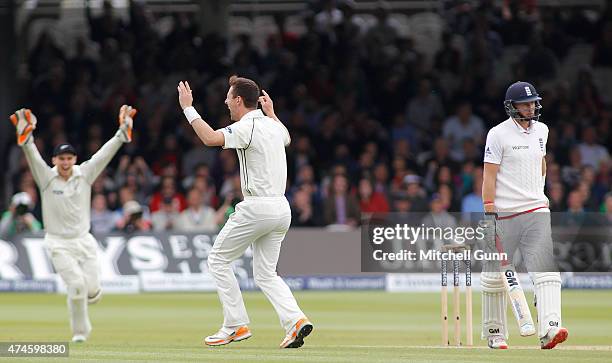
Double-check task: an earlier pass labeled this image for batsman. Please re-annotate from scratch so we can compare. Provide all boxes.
[9,105,136,342]
[480,81,567,349]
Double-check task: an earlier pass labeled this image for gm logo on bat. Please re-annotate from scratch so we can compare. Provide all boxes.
[504,269,518,288]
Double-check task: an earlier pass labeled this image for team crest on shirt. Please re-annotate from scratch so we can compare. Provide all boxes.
[225,126,232,134]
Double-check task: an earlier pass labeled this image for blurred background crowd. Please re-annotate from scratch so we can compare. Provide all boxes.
[2,0,612,238]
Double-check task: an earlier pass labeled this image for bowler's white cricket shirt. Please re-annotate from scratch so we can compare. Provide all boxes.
[22,132,124,238]
[220,109,291,197]
[483,118,549,213]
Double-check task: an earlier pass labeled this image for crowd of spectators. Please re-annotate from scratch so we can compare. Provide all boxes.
[2,0,612,236]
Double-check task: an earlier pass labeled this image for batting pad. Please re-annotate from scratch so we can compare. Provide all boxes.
[481,271,508,339]
[532,272,562,338]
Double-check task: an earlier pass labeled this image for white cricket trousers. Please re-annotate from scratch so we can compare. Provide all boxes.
[45,233,101,336]
[481,209,562,338]
[208,196,304,333]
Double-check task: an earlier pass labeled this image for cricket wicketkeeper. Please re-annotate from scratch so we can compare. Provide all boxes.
[10,105,136,342]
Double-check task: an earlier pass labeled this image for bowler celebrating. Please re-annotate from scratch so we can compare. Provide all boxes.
[481,81,567,349]
[177,77,313,348]
[10,105,136,342]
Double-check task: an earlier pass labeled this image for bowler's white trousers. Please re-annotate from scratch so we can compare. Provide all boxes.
[208,196,304,333]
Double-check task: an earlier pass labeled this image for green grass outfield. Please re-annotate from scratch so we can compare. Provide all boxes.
[1,290,612,362]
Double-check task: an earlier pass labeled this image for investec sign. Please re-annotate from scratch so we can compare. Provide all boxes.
[0,233,251,292]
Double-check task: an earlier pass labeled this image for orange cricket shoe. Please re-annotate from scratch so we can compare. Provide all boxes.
[279,318,313,349]
[541,327,568,350]
[204,326,252,347]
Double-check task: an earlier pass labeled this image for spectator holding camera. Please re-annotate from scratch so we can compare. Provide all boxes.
[149,176,186,213]
[0,192,42,239]
[115,200,151,233]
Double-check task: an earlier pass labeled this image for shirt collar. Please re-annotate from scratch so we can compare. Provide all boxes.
[510,117,534,134]
[239,109,264,122]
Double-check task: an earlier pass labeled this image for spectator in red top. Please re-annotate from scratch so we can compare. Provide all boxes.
[390,157,409,193]
[358,178,389,214]
[149,176,186,213]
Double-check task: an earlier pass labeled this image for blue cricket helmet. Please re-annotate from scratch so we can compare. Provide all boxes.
[504,81,542,122]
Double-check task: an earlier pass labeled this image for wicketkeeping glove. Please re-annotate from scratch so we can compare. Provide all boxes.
[118,105,137,143]
[9,108,37,146]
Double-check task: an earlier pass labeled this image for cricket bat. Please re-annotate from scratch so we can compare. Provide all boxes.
[502,263,536,336]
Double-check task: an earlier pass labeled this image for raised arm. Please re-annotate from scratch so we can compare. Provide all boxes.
[259,89,291,146]
[178,81,225,147]
[10,109,54,189]
[80,105,136,184]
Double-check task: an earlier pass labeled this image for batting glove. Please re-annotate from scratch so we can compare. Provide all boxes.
[9,108,37,146]
[478,212,498,250]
